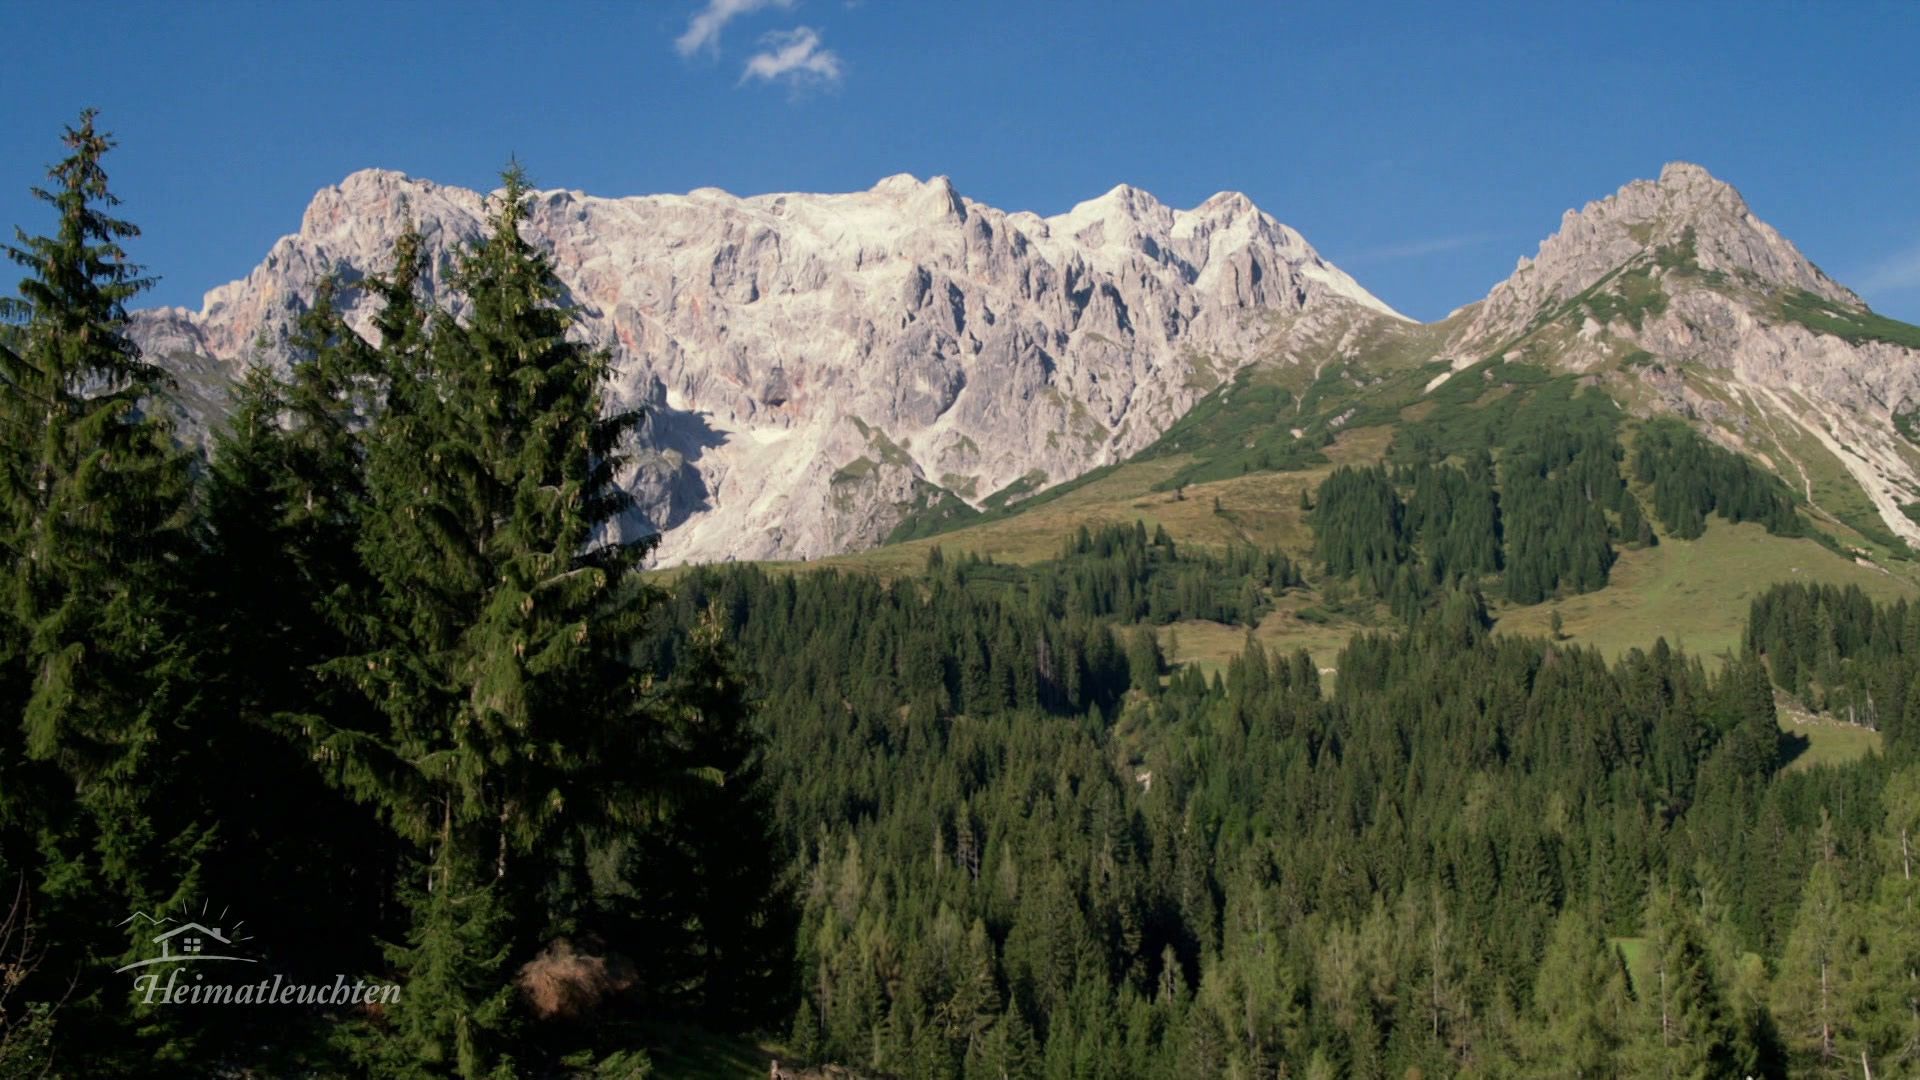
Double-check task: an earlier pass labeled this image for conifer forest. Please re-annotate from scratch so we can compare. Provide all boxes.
[5,109,1920,1080]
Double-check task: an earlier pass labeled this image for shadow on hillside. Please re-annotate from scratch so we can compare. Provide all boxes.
[1776,730,1813,772]
[626,398,728,535]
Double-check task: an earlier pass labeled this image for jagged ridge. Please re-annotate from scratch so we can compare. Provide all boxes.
[1439,161,1920,550]
[133,170,1404,565]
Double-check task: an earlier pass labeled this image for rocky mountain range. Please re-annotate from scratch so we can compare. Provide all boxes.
[133,169,1404,564]
[133,162,1920,563]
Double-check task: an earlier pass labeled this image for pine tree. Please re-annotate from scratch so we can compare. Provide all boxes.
[0,112,208,1041]
[309,166,682,1076]
[633,604,790,1023]
[1626,883,1744,1077]
[1127,626,1163,695]
[946,918,1001,1065]
[1619,495,1652,549]
[1522,909,1630,1075]
[1775,824,1858,1075]
[1855,768,1920,1074]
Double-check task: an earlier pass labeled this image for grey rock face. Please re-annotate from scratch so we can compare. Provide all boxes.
[132,169,1402,564]
[1448,162,1858,358]
[1445,161,1920,547]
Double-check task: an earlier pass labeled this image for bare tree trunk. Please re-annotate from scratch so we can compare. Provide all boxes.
[1823,958,1834,1061]
[1661,968,1671,1047]
[1432,967,1441,1039]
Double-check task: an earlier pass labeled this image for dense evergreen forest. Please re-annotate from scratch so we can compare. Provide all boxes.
[0,115,778,1077]
[3,113,1920,1080]
[664,558,1920,1079]
[1309,402,1811,618]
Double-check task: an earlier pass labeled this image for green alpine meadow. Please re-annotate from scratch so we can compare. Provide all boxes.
[5,4,1920,1078]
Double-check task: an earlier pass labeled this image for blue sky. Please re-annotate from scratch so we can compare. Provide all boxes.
[2,1,1917,323]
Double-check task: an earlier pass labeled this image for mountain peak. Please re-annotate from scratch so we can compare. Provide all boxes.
[1595,160,1752,233]
[869,172,965,222]
[336,166,420,190]
[1657,159,1719,186]
[137,168,1404,565]
[1451,162,1858,355]
[1063,183,1166,220]
[1194,190,1258,216]
[870,172,928,194]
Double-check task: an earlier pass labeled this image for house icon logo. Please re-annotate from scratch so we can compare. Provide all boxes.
[113,901,401,1007]
[113,907,258,973]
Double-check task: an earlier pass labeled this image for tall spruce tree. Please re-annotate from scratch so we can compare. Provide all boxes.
[195,277,401,983]
[1626,883,1745,1078]
[0,111,207,1031]
[1523,909,1631,1075]
[302,167,680,1077]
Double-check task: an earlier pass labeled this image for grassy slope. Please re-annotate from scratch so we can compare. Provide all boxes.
[1492,521,1914,661]
[1154,521,1916,680]
[1779,720,1882,773]
[816,425,1395,577]
[696,289,1920,687]
[1775,691,1885,773]
[797,422,1915,678]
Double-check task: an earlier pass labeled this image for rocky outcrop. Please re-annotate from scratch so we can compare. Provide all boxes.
[134,170,1403,564]
[1443,161,1920,547]
[138,160,1920,559]
[1446,162,1856,358]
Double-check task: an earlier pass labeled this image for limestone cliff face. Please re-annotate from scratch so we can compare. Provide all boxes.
[134,169,1402,563]
[1439,162,1920,548]
[138,161,1920,558]
[1447,162,1855,357]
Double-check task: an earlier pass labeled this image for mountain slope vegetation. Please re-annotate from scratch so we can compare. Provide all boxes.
[13,114,1920,1080]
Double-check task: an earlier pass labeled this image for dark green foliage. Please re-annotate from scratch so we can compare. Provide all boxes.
[1139,369,1331,490]
[1778,290,1920,351]
[1310,465,1409,595]
[1376,364,1628,602]
[1619,491,1656,548]
[1580,268,1669,330]
[612,607,792,1027]
[1049,521,1299,627]
[304,168,712,1075]
[1893,409,1920,447]
[1402,451,1503,586]
[1634,418,1804,540]
[1,127,779,1078]
[1313,401,1620,610]
[1386,357,1572,465]
[883,481,981,543]
[657,550,1902,1078]
[1499,413,1621,604]
[1747,581,1920,753]
[1627,884,1747,1076]
[0,111,215,1065]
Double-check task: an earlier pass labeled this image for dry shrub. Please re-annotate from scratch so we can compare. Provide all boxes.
[513,938,635,1021]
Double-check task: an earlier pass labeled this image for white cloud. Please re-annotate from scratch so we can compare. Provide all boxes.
[1856,242,1920,294]
[676,0,793,57]
[740,26,844,87]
